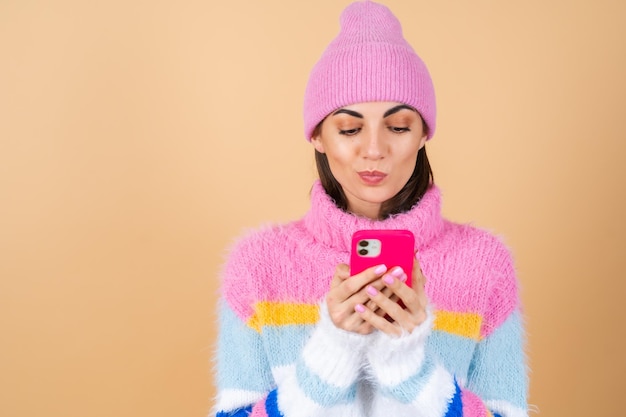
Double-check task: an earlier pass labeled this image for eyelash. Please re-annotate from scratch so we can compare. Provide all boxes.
[339,128,360,136]
[338,126,410,136]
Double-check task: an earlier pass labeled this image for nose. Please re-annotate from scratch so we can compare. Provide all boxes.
[363,129,384,160]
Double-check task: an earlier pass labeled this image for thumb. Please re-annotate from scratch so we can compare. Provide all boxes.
[336,263,350,280]
[330,263,351,289]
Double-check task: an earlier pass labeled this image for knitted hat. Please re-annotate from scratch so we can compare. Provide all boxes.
[303,0,436,141]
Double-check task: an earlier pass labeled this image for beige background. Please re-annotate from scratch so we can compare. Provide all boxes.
[1,0,625,416]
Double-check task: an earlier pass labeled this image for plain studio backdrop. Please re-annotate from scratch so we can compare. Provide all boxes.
[1,1,625,416]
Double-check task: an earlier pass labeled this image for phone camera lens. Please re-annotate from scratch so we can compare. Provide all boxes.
[358,248,368,256]
[358,240,369,247]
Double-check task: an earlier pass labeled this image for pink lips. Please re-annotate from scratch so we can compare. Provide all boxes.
[358,170,387,185]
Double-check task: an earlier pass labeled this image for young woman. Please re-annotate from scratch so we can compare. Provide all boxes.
[214,2,528,417]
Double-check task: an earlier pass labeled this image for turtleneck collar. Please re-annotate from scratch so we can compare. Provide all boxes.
[303,180,445,252]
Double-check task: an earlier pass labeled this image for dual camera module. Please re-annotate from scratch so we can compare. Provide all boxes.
[356,239,382,257]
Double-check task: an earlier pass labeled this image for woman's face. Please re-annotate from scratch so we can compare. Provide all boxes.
[311,101,427,219]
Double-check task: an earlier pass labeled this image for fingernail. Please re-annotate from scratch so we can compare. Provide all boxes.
[400,273,408,282]
[391,267,404,277]
[374,264,387,275]
[383,275,394,285]
[355,304,366,313]
[367,285,378,296]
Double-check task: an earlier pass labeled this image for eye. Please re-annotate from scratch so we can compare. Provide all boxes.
[389,126,411,133]
[339,128,361,136]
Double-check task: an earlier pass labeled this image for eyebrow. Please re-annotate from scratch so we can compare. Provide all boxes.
[332,108,363,118]
[383,104,416,118]
[332,104,416,119]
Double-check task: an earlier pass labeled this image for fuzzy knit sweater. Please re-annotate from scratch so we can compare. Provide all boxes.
[214,181,528,417]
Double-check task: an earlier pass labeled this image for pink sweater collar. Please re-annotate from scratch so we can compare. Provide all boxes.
[303,181,445,252]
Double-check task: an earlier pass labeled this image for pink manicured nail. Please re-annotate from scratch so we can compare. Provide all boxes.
[391,267,404,277]
[355,304,366,313]
[400,273,408,282]
[367,285,378,296]
[374,264,387,275]
[383,275,394,285]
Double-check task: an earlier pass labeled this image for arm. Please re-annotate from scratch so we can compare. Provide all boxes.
[465,308,527,417]
[213,299,370,417]
[213,300,273,417]
[214,236,371,417]
[357,252,528,417]
[364,308,527,417]
[270,302,371,417]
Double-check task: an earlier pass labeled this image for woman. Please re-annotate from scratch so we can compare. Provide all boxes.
[214,2,528,417]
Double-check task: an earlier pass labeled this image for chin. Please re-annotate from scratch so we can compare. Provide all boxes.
[358,188,397,204]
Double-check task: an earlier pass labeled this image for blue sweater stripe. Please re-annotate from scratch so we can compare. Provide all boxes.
[378,357,437,403]
[466,310,527,408]
[217,303,274,392]
[443,379,463,417]
[262,325,314,367]
[295,360,357,406]
[265,389,283,417]
[216,405,252,417]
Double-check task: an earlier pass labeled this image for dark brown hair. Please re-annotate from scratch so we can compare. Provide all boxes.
[312,120,434,220]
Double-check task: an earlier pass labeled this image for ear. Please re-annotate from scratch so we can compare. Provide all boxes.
[418,133,427,150]
[310,134,325,153]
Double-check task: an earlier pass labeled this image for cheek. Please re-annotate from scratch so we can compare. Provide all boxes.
[325,149,359,184]
[397,142,421,162]
[399,156,418,177]
[394,144,421,176]
[324,142,357,165]
[326,153,352,176]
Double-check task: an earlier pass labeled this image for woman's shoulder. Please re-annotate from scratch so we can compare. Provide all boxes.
[218,220,308,317]
[439,219,514,265]
[428,220,520,335]
[429,219,517,293]
[222,220,303,274]
[228,218,307,253]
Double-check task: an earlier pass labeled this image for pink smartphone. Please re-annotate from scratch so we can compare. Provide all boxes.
[350,229,415,287]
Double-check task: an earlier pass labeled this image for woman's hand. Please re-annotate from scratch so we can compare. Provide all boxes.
[326,263,394,335]
[354,256,429,336]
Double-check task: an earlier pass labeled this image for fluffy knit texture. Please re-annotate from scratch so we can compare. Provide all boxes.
[214,181,528,417]
[303,0,436,141]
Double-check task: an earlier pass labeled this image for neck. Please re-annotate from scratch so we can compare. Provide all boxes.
[347,201,381,220]
[303,181,445,252]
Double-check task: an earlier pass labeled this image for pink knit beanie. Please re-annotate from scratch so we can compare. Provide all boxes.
[303,0,436,141]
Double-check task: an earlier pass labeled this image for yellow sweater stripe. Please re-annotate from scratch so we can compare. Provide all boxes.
[247,301,482,340]
[433,310,483,341]
[247,301,320,332]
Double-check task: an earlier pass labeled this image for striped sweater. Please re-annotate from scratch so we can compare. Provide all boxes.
[214,181,528,417]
